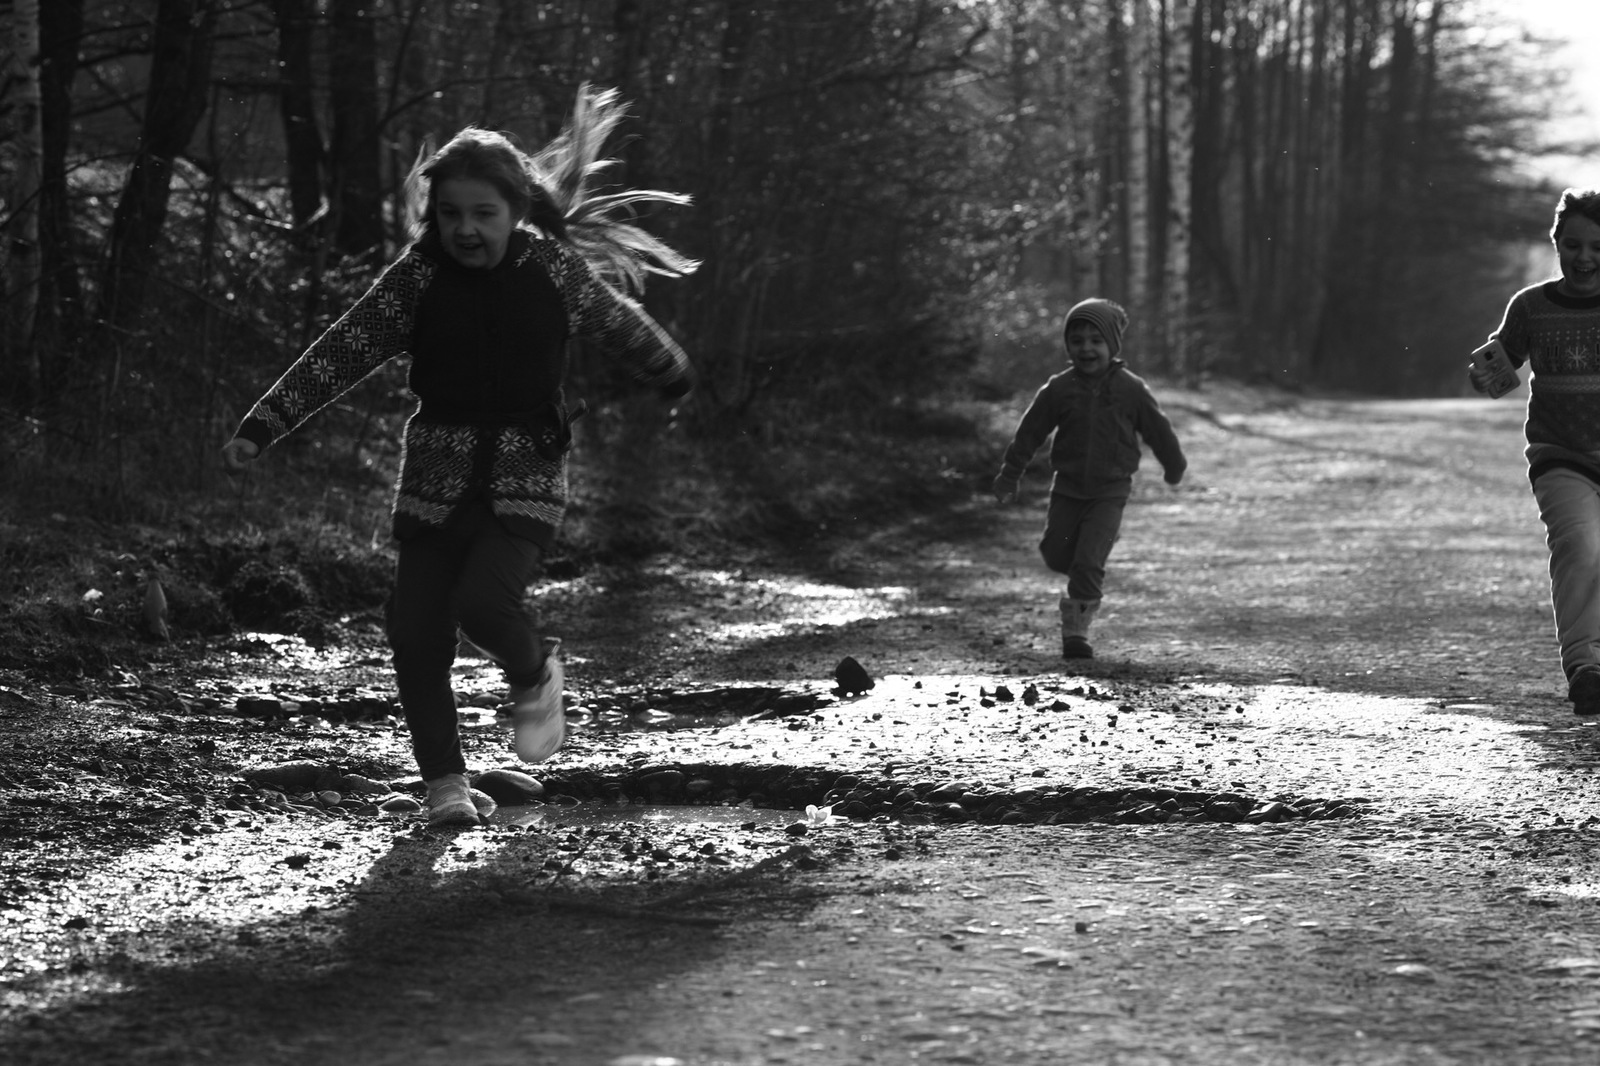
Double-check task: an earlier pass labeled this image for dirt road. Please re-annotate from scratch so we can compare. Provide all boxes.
[6,386,1600,1065]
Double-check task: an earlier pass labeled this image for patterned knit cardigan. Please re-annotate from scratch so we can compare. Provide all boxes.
[234,230,693,548]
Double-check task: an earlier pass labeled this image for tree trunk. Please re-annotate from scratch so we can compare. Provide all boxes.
[1126,0,1151,348]
[2,0,43,405]
[269,0,323,244]
[35,0,83,401]
[702,0,757,408]
[611,0,650,186]
[100,0,218,332]
[1101,0,1130,299]
[1163,0,1194,381]
[329,0,384,258]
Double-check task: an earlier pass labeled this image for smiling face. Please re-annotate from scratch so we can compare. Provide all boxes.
[1066,319,1113,377]
[434,177,516,269]
[1557,214,1600,299]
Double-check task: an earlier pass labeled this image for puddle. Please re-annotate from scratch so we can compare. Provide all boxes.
[491,800,802,830]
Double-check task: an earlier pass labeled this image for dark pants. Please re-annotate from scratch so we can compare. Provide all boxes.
[1038,494,1125,601]
[387,500,546,781]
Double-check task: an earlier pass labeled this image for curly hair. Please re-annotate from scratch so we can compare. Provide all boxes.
[1550,187,1600,244]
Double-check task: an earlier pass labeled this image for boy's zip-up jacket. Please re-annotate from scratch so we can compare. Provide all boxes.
[234,228,692,548]
[997,359,1186,500]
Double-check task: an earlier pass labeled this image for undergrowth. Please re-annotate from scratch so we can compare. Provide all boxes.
[0,389,1000,679]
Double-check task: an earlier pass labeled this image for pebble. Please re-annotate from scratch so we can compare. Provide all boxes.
[245,760,326,790]
[339,774,394,796]
[472,768,544,804]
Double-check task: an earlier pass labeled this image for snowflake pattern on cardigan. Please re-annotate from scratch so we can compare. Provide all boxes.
[236,233,692,547]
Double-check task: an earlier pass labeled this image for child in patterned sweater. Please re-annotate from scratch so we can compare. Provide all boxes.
[1471,187,1600,716]
[222,87,697,825]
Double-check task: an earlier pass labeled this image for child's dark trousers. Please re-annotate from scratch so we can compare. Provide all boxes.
[1038,494,1125,601]
[386,499,547,781]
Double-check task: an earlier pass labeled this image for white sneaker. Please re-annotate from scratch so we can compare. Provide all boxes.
[425,773,481,827]
[512,642,566,764]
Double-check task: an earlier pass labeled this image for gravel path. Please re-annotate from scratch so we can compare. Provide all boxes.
[6,387,1600,1065]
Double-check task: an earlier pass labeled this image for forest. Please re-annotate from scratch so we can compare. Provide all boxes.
[0,0,1577,516]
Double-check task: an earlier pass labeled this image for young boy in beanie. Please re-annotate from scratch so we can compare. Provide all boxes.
[993,298,1187,659]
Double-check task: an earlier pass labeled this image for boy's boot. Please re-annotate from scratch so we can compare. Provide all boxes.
[1569,665,1600,717]
[1059,596,1100,660]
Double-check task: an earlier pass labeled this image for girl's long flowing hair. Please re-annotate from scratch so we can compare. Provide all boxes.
[403,84,697,294]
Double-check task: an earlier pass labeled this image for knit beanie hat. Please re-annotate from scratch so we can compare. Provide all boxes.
[1063,298,1128,357]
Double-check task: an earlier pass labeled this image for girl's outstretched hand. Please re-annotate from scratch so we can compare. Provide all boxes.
[221,437,260,476]
[992,476,1019,505]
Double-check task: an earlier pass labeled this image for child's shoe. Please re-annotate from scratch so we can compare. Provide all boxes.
[425,773,481,827]
[511,640,566,764]
[1062,635,1094,659]
[1569,666,1600,717]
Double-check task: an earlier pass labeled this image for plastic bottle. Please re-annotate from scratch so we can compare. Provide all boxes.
[1471,339,1520,399]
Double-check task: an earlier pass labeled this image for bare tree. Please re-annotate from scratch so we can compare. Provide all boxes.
[1,0,43,403]
[100,0,219,331]
[328,0,382,258]
[34,0,84,398]
[269,0,323,243]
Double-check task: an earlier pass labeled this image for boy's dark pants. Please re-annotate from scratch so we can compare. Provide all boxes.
[387,500,547,781]
[1039,493,1125,601]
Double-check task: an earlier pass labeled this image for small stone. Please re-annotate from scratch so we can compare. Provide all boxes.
[235,697,286,720]
[339,774,394,797]
[472,768,545,804]
[380,795,424,813]
[1245,801,1290,823]
[316,790,342,806]
[638,769,686,795]
[246,760,327,790]
[834,656,874,696]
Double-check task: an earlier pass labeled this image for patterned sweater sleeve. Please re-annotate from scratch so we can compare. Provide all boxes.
[234,250,434,450]
[997,381,1062,483]
[1489,290,1531,369]
[545,244,693,392]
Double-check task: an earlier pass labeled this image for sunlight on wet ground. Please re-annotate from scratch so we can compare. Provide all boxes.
[225,631,375,673]
[534,568,953,645]
[492,801,799,830]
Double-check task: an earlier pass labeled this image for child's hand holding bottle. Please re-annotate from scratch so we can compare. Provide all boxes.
[1468,339,1519,398]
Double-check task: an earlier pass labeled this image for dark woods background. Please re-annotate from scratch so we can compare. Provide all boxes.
[0,0,1574,522]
